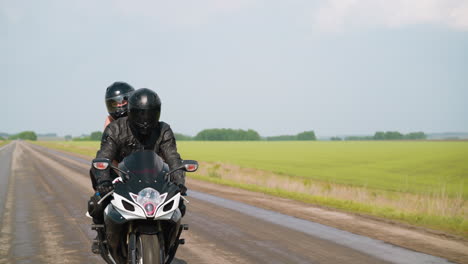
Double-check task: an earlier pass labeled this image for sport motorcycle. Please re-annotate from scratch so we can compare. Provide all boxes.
[88,150,198,264]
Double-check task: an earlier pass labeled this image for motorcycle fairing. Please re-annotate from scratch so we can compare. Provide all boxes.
[154,193,181,219]
[110,192,181,220]
[111,193,146,220]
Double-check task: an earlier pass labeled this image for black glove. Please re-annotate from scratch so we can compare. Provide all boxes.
[96,181,114,196]
[88,194,105,221]
[178,183,187,196]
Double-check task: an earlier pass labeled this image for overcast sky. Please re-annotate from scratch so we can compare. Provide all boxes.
[2,0,468,137]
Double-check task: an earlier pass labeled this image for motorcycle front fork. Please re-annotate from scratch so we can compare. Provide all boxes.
[128,224,137,264]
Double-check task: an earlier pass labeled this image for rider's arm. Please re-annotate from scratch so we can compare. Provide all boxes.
[159,125,185,185]
[93,125,119,184]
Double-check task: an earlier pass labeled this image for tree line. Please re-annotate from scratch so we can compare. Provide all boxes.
[332,131,427,141]
[2,129,428,142]
[175,129,316,141]
[61,129,316,141]
[7,131,37,141]
[192,129,262,141]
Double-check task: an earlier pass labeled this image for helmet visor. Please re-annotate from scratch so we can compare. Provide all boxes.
[106,94,132,113]
[129,108,160,127]
[111,100,128,108]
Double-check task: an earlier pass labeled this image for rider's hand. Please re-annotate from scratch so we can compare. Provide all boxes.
[178,183,187,196]
[96,181,114,196]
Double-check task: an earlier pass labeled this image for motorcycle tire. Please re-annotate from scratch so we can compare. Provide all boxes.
[135,234,164,264]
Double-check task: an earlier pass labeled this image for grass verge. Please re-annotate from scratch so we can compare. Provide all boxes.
[191,173,467,237]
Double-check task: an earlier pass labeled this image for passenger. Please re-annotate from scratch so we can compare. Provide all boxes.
[104,82,135,128]
[89,82,135,191]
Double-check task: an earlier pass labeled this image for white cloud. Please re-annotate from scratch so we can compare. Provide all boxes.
[313,0,468,32]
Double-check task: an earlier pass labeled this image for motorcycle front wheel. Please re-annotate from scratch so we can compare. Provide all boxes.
[133,233,164,264]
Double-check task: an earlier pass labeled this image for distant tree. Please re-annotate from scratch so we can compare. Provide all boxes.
[194,128,260,141]
[330,136,342,141]
[174,133,192,141]
[64,135,72,141]
[404,132,427,140]
[245,129,260,140]
[89,131,103,141]
[372,131,427,140]
[0,136,4,141]
[384,131,403,140]
[297,131,316,141]
[9,131,37,141]
[373,131,385,140]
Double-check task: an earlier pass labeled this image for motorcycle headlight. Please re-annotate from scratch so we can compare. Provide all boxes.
[130,188,167,217]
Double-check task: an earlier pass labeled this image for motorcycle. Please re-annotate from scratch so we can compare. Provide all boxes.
[87,150,198,264]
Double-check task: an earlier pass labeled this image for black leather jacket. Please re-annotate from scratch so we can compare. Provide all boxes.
[92,117,185,186]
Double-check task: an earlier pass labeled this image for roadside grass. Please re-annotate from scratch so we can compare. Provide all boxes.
[0,140,10,148]
[191,173,467,236]
[31,140,468,236]
[195,161,467,236]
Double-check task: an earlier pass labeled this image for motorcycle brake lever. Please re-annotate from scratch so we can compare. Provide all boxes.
[181,196,189,204]
[97,191,114,205]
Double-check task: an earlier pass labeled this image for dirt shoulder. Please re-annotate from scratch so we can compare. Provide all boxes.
[187,178,468,264]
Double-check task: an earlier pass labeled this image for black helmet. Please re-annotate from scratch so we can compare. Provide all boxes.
[105,82,135,120]
[128,88,162,136]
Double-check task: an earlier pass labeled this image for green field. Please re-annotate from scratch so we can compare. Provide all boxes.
[32,140,468,236]
[178,141,468,198]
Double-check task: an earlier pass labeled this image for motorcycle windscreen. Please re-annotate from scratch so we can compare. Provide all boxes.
[121,150,164,183]
[115,150,177,204]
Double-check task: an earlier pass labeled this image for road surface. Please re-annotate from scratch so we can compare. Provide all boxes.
[0,141,454,264]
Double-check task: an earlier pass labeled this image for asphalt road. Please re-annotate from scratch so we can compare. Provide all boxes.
[0,141,453,264]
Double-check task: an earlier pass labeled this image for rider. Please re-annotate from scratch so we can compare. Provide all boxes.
[88,88,187,237]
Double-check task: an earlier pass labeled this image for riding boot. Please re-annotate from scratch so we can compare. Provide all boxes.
[91,233,100,254]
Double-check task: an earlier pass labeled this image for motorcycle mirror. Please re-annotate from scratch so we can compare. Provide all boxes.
[92,158,111,170]
[166,160,199,178]
[182,160,198,172]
